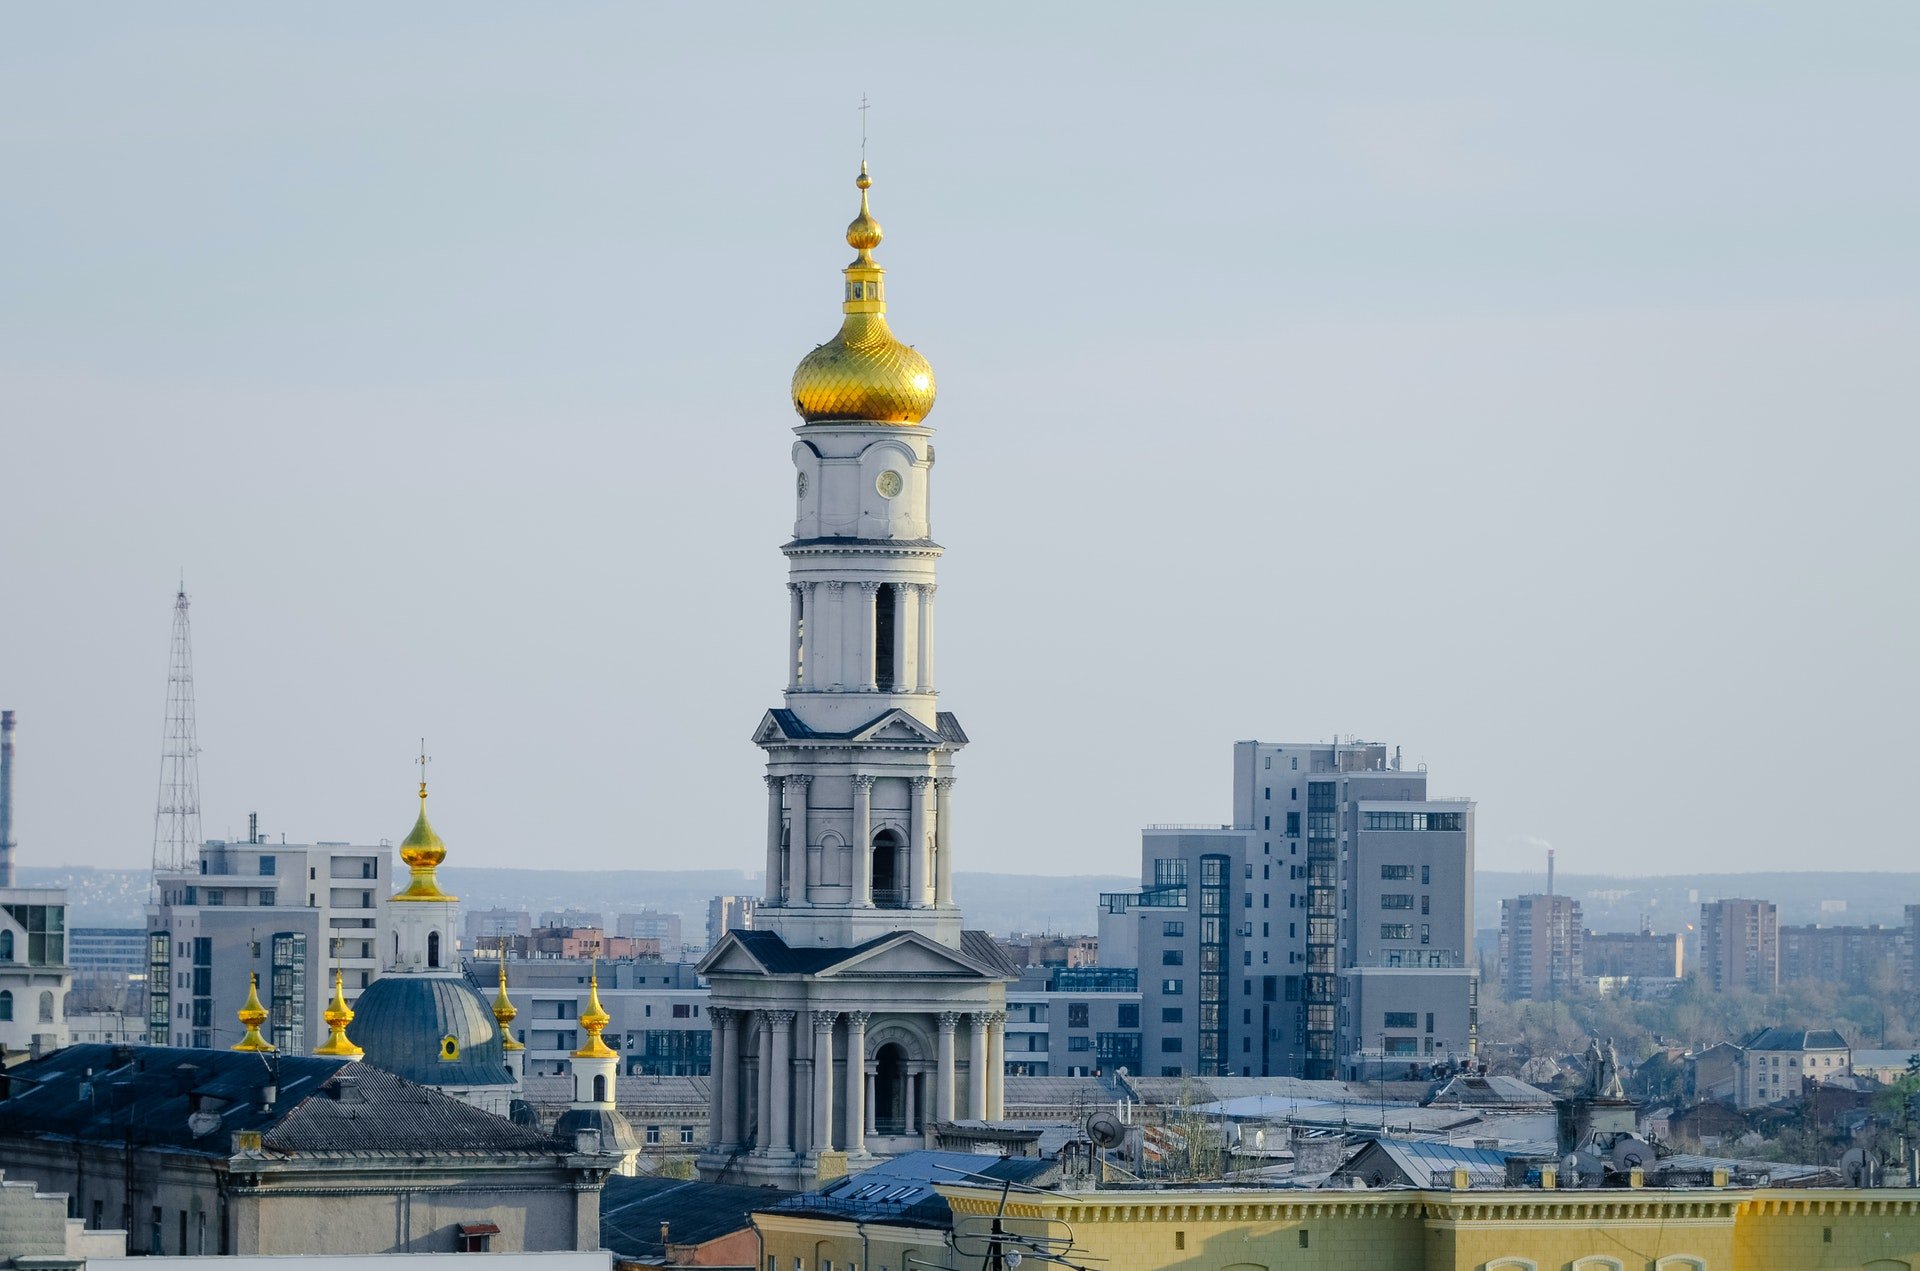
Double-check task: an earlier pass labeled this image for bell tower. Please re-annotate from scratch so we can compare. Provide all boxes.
[699,162,1015,1189]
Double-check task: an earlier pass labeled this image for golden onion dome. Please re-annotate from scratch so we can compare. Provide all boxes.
[791,162,936,425]
[393,778,458,903]
[313,968,365,1058]
[232,973,275,1053]
[571,972,616,1060]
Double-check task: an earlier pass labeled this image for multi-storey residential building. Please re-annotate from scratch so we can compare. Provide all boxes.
[465,906,533,947]
[68,927,147,981]
[705,895,755,951]
[491,955,710,1079]
[0,884,71,1055]
[1105,739,1476,1080]
[1736,1026,1852,1108]
[617,910,684,955]
[1498,895,1583,1000]
[1780,923,1905,988]
[1003,965,1142,1078]
[1698,898,1779,994]
[146,836,387,1052]
[1583,927,1684,980]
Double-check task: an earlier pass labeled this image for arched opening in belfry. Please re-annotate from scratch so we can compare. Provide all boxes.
[593,1073,607,1103]
[871,829,904,907]
[874,585,897,690]
[874,1042,909,1134]
[779,825,791,902]
[428,930,442,969]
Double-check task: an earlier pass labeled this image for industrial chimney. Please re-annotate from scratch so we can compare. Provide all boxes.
[1547,846,1555,898]
[0,710,16,887]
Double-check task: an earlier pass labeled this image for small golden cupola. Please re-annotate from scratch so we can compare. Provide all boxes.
[571,970,616,1060]
[232,972,275,1052]
[313,968,364,1059]
[492,952,525,1053]
[393,776,457,904]
[790,162,937,425]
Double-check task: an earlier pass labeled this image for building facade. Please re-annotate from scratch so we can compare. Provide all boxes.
[1736,1026,1853,1109]
[483,955,710,1079]
[1779,923,1904,988]
[1584,927,1684,980]
[707,895,756,951]
[1498,894,1583,1000]
[1003,966,1143,1078]
[0,884,71,1055]
[146,836,388,1052]
[1105,740,1476,1080]
[697,164,1015,1189]
[1698,898,1779,994]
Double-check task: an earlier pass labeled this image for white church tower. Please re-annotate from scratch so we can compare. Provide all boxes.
[698,163,1015,1190]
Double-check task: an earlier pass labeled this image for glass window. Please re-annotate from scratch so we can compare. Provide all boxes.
[1384,1012,1417,1028]
[258,856,276,876]
[1160,1037,1183,1053]
[1162,921,1184,937]
[1161,949,1184,966]
[1161,1007,1183,1023]
[1381,924,1413,940]
[1117,1004,1139,1028]
[1068,1003,1089,1028]
[1161,979,1183,995]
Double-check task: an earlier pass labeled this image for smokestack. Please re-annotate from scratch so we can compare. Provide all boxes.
[1547,846,1555,898]
[0,711,15,886]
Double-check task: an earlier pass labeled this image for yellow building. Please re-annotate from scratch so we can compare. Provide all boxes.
[755,1182,1920,1271]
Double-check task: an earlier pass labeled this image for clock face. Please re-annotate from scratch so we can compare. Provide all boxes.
[796,472,809,498]
[876,470,903,498]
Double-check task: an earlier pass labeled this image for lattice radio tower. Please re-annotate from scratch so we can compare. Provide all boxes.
[151,583,203,883]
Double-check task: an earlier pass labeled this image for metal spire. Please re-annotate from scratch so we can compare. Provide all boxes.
[151,583,203,883]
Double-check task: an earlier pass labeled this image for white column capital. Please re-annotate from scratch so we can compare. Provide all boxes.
[710,1006,738,1027]
[911,775,931,789]
[860,580,882,595]
[786,774,812,789]
[826,579,844,592]
[845,1009,872,1028]
[938,1012,961,1033]
[812,1010,839,1031]
[851,774,877,791]
[765,1009,797,1027]
[935,776,956,791]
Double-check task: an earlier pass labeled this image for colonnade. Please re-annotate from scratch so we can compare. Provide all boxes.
[789,580,936,694]
[763,773,956,908]
[707,1007,1005,1158]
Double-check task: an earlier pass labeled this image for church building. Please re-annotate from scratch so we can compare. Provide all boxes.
[698,163,1016,1190]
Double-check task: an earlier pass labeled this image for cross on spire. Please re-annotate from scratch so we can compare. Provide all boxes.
[417,738,431,797]
[859,93,870,166]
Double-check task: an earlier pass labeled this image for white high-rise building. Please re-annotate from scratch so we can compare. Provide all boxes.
[698,163,1015,1190]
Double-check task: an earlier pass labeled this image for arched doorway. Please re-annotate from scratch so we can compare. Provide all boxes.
[874,1042,910,1135]
[872,829,904,907]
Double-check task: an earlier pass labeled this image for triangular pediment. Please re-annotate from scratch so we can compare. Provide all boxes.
[846,709,945,746]
[696,932,769,977]
[821,930,1000,979]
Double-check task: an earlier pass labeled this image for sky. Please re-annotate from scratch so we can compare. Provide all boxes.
[1,4,1915,880]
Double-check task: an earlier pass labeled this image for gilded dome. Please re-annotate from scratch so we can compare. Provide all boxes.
[394,781,457,903]
[791,163,936,426]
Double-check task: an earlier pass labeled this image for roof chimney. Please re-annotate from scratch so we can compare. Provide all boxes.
[0,710,15,886]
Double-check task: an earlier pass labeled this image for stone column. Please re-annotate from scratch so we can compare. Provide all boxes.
[936,1012,958,1123]
[785,776,811,904]
[844,1011,869,1155]
[934,777,956,907]
[916,584,936,691]
[726,1009,747,1144]
[892,582,913,690]
[865,1070,877,1136]
[909,777,931,907]
[767,1010,795,1154]
[789,583,805,689]
[987,1011,1007,1119]
[709,1007,733,1146]
[859,581,880,692]
[811,1011,837,1152]
[824,581,845,689]
[851,776,875,907]
[802,582,821,689]
[756,1012,774,1150]
[905,1068,918,1133]
[968,1011,989,1119]
[764,778,784,903]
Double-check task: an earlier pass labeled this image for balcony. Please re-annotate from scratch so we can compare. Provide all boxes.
[872,889,911,910]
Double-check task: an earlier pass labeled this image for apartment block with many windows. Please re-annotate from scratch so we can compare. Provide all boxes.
[1102,739,1476,1081]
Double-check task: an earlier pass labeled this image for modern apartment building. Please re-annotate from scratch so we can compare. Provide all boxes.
[1497,894,1583,1000]
[1779,924,1905,988]
[0,885,71,1055]
[490,955,710,1079]
[1003,965,1142,1077]
[705,895,755,951]
[1102,739,1476,1080]
[146,836,389,1051]
[1698,898,1779,994]
[1583,927,1684,981]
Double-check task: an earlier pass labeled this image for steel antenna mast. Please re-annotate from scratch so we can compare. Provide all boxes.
[150,582,203,890]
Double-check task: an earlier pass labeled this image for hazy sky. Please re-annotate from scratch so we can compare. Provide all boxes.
[2,5,1915,881]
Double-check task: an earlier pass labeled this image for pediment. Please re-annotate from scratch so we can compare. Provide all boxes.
[846,710,945,746]
[823,931,999,979]
[696,933,768,977]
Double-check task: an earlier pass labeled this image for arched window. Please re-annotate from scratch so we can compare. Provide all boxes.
[874,585,897,690]
[38,990,54,1022]
[0,930,12,961]
[428,930,442,969]
[593,1073,607,1103]
[871,829,905,907]
[0,990,12,1021]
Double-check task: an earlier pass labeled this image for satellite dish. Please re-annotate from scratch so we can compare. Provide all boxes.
[187,1111,221,1138]
[1611,1137,1653,1173]
[1004,1254,1023,1269]
[1254,1128,1266,1150]
[1086,1111,1125,1149]
[1841,1147,1874,1188]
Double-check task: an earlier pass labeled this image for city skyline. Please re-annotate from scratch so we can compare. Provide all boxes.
[2,6,1915,878]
